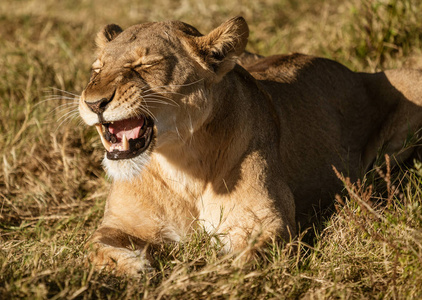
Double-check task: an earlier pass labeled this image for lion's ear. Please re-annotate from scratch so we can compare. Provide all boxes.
[96,24,123,48]
[196,16,249,78]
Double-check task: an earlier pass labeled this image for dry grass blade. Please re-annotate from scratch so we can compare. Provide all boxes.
[1,0,422,299]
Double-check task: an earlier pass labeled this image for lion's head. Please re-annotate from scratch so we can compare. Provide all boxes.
[79,17,249,180]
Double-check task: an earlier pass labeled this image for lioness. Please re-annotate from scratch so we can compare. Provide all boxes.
[79,16,422,274]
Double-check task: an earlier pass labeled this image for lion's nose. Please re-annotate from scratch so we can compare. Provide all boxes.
[85,97,111,114]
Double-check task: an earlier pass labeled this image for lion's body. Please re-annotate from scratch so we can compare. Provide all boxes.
[241,53,422,220]
[79,17,422,274]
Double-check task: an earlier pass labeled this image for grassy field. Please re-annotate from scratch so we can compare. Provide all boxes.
[1,0,422,298]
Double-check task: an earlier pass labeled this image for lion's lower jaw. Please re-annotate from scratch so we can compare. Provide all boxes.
[102,153,151,181]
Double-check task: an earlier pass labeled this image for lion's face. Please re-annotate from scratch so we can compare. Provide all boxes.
[79,18,249,180]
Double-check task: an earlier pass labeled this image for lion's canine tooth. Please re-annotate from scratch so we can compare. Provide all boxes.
[122,134,129,151]
[95,124,103,136]
[95,124,111,152]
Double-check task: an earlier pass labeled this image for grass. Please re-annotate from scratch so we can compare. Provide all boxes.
[1,0,422,298]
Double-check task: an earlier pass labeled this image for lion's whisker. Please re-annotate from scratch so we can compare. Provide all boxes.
[143,98,179,107]
[55,111,80,132]
[146,90,187,98]
[141,79,204,95]
[54,106,81,117]
[174,124,186,144]
[188,112,194,146]
[56,108,80,123]
[141,104,159,109]
[43,96,79,101]
[140,105,158,122]
[138,96,158,121]
[48,87,81,98]
[132,102,158,122]
[144,79,204,92]
[51,102,80,112]
[35,97,79,108]
[143,95,180,107]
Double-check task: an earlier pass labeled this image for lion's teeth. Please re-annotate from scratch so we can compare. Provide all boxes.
[95,124,103,136]
[95,124,111,152]
[122,134,129,151]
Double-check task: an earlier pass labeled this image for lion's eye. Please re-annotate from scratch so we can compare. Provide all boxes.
[92,59,103,73]
[124,62,158,69]
[124,56,163,70]
[137,63,155,68]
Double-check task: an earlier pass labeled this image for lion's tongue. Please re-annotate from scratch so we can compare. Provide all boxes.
[109,117,144,142]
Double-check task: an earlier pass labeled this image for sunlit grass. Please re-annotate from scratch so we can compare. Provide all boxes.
[1,0,422,298]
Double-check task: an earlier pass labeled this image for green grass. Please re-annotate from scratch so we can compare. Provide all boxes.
[1,0,422,298]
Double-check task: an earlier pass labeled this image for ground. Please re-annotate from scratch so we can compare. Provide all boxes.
[1,0,422,298]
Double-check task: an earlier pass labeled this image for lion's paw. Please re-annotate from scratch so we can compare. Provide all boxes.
[88,243,152,276]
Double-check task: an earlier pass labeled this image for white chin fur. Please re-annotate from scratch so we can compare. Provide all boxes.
[102,152,150,181]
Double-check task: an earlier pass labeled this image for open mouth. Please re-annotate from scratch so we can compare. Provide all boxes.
[95,115,154,160]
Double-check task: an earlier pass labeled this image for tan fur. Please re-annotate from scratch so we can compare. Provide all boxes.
[79,17,422,275]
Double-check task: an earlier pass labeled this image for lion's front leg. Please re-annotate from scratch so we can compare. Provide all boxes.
[201,195,296,256]
[86,226,152,275]
[200,168,297,256]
